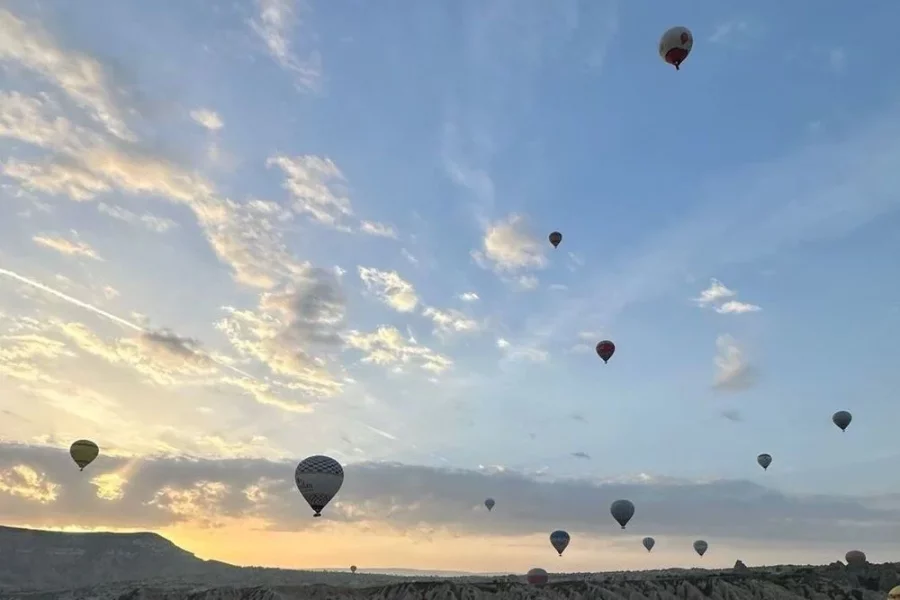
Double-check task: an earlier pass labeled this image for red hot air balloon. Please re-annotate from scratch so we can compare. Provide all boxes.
[526,568,549,585]
[549,231,562,248]
[596,340,615,363]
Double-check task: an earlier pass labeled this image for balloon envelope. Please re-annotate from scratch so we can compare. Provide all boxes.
[833,410,852,431]
[596,340,615,363]
[549,232,562,248]
[659,26,693,70]
[642,537,655,552]
[757,453,772,470]
[294,455,344,517]
[485,497,495,511]
[693,540,708,557]
[888,585,900,599]
[610,499,635,529]
[550,530,570,555]
[69,440,99,471]
[527,568,549,585]
[350,565,357,573]
[846,550,866,566]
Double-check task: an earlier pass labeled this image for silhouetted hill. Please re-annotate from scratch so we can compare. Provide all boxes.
[1,525,899,599]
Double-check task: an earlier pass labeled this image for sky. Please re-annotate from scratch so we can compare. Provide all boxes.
[1,0,900,576]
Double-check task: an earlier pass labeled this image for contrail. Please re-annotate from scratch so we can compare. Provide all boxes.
[0,267,258,380]
[0,268,143,332]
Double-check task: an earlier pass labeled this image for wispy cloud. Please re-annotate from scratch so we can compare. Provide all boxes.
[694,278,761,314]
[712,334,757,391]
[32,233,101,260]
[250,0,322,92]
[189,108,224,131]
[357,267,419,313]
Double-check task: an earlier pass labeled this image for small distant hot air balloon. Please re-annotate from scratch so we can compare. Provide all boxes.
[549,530,570,556]
[69,440,99,471]
[596,340,615,364]
[527,567,549,585]
[757,453,772,471]
[659,26,694,70]
[642,537,655,552]
[294,455,344,517]
[845,550,867,567]
[350,565,357,574]
[694,540,708,557]
[485,497,495,511]
[610,499,635,529]
[549,232,562,248]
[833,410,852,432]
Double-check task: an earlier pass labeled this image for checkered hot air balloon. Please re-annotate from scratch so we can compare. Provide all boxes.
[294,455,344,517]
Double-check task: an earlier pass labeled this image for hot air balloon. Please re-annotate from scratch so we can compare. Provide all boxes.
[757,453,772,471]
[549,232,562,248]
[550,530,570,556]
[846,550,867,567]
[888,585,900,599]
[642,537,655,552]
[833,410,852,432]
[659,26,694,70]
[596,340,615,364]
[485,497,495,511]
[527,567,549,585]
[350,565,357,574]
[69,440,99,471]
[693,540,708,557]
[294,455,344,517]
[610,499,635,529]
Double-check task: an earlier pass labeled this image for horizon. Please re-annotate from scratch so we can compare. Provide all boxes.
[1,0,900,576]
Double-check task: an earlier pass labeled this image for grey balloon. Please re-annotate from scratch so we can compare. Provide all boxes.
[845,550,866,566]
[484,497,495,511]
[693,540,708,557]
[549,530,570,556]
[642,537,655,552]
[610,499,635,529]
[757,453,772,471]
[833,410,852,432]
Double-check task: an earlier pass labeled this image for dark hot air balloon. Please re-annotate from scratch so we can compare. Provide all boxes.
[596,340,615,364]
[549,231,562,248]
[527,568,549,585]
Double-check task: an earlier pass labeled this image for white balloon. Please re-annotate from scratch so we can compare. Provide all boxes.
[294,455,344,517]
[659,26,694,70]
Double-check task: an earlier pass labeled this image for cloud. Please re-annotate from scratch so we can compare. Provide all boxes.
[267,155,353,228]
[250,0,322,92]
[471,214,547,273]
[0,9,133,141]
[96,202,177,233]
[571,451,591,460]
[496,337,548,363]
[357,267,419,313]
[189,108,224,131]
[458,292,479,302]
[708,19,751,44]
[2,444,899,546]
[712,334,758,391]
[359,220,397,239]
[345,326,451,374]
[716,300,761,314]
[421,307,480,336]
[720,408,743,422]
[32,233,101,260]
[694,279,761,314]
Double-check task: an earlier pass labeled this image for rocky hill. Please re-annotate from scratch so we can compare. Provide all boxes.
[1,526,898,600]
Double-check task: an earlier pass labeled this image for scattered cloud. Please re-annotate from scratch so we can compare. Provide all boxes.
[250,0,322,92]
[345,326,451,374]
[96,203,177,233]
[694,278,761,314]
[2,445,898,546]
[189,108,224,131]
[458,292,479,302]
[471,214,546,273]
[32,233,101,260]
[422,307,480,336]
[359,220,397,239]
[709,19,751,44]
[712,334,758,391]
[357,267,419,313]
[571,451,591,460]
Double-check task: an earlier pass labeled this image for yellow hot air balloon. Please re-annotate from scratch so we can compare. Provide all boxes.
[888,585,900,600]
[70,440,99,471]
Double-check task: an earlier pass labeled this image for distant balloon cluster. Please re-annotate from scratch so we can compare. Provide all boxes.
[62,22,868,584]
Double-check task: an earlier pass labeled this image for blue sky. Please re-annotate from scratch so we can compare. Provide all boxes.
[1,0,900,572]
